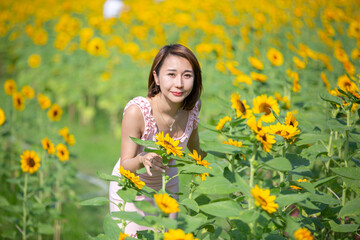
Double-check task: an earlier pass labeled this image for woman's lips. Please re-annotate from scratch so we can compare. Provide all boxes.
[171,91,183,96]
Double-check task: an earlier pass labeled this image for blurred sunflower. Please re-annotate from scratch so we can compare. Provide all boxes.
[247,115,264,134]
[250,72,267,82]
[233,74,252,86]
[0,108,5,126]
[334,47,348,63]
[343,61,355,76]
[21,85,35,99]
[293,56,306,69]
[216,115,231,131]
[189,149,211,168]
[251,185,278,214]
[155,132,183,158]
[37,93,51,110]
[59,127,76,146]
[56,143,69,162]
[249,56,264,70]
[347,20,360,38]
[231,93,251,119]
[13,92,25,111]
[32,28,48,45]
[164,229,198,240]
[119,166,145,189]
[118,232,129,240]
[337,75,359,97]
[256,133,276,152]
[4,79,17,95]
[351,49,360,60]
[47,104,63,121]
[223,139,242,148]
[154,193,180,214]
[199,173,209,181]
[20,150,41,174]
[320,72,331,91]
[267,48,283,66]
[252,95,280,123]
[41,137,55,155]
[294,227,314,240]
[28,54,41,68]
[268,123,300,140]
[87,37,107,56]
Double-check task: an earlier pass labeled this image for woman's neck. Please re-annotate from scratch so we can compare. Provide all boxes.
[154,93,182,117]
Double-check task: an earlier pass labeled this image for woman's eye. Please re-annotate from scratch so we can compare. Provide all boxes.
[168,73,175,77]
[184,74,192,78]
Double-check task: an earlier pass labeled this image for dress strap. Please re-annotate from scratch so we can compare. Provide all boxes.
[123,96,156,140]
[176,100,200,142]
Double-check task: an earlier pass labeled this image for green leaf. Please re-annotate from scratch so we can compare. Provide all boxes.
[328,118,352,132]
[320,92,343,106]
[308,193,340,205]
[130,137,158,148]
[0,196,9,208]
[328,220,359,233]
[331,167,360,180]
[296,182,316,194]
[79,197,109,206]
[92,234,110,240]
[181,198,199,212]
[234,173,251,197]
[296,134,328,145]
[237,209,260,223]
[195,176,239,195]
[276,193,310,208]
[201,141,243,154]
[339,199,360,218]
[349,132,360,143]
[178,213,207,233]
[313,176,338,187]
[178,164,214,174]
[263,157,292,171]
[134,200,158,214]
[38,223,54,234]
[158,218,177,229]
[111,211,144,225]
[199,200,242,217]
[97,171,119,182]
[103,214,121,240]
[117,188,138,202]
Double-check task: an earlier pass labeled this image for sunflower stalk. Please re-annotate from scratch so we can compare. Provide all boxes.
[248,143,257,210]
[22,173,28,240]
[121,200,127,232]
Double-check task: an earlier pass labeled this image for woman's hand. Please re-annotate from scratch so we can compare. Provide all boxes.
[138,152,169,176]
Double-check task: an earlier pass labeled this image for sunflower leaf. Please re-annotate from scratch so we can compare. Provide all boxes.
[130,137,158,148]
[79,197,109,206]
[319,92,343,106]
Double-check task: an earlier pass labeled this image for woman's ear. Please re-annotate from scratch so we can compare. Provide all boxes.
[153,71,160,86]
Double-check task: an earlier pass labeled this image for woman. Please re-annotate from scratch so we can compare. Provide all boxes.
[109,44,206,236]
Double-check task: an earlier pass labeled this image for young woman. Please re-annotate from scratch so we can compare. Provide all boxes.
[109,44,206,236]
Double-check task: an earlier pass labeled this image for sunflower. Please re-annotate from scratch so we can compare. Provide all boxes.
[256,133,276,152]
[155,132,183,158]
[4,79,17,95]
[56,143,69,162]
[188,149,211,168]
[59,127,76,146]
[347,20,360,38]
[32,28,48,45]
[0,108,5,126]
[216,116,231,131]
[268,123,300,140]
[154,193,180,214]
[351,49,360,60]
[250,72,267,82]
[287,70,301,92]
[285,111,299,128]
[13,92,25,111]
[20,150,41,174]
[47,104,63,121]
[290,179,308,190]
[274,92,291,109]
[247,115,264,134]
[337,75,359,97]
[231,93,251,119]
[163,229,199,240]
[199,173,209,181]
[343,61,355,76]
[233,74,252,86]
[293,56,306,69]
[248,56,264,70]
[222,139,242,148]
[41,137,55,155]
[320,72,331,90]
[251,185,278,214]
[21,85,35,99]
[38,94,51,110]
[119,166,145,189]
[267,48,284,66]
[28,54,41,68]
[87,37,107,56]
[252,95,280,123]
[294,227,314,240]
[118,232,129,240]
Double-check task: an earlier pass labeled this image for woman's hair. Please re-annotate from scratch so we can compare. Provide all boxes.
[147,44,202,110]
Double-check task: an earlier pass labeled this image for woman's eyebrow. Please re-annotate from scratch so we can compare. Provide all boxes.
[166,69,193,73]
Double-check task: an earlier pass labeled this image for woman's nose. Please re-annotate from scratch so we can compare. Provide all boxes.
[175,75,183,87]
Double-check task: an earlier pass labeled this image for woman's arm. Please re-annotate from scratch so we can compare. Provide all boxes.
[120,105,166,176]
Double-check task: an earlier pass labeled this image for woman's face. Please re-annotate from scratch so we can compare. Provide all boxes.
[154,55,194,105]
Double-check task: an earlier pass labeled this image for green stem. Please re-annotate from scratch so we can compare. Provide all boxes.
[154,223,159,240]
[22,174,28,240]
[248,145,257,210]
[121,200,127,232]
[161,172,166,192]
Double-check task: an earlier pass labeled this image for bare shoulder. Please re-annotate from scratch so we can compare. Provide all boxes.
[122,104,144,135]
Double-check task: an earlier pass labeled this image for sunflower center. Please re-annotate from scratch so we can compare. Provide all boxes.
[46,142,50,149]
[289,121,295,127]
[27,157,35,167]
[262,135,267,141]
[95,45,99,50]
[17,98,21,105]
[161,202,169,208]
[60,150,64,156]
[258,195,267,206]
[237,100,246,114]
[259,103,272,115]
[53,110,58,116]
[273,55,277,60]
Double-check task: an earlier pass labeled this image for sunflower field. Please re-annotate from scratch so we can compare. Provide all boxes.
[1,0,360,239]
